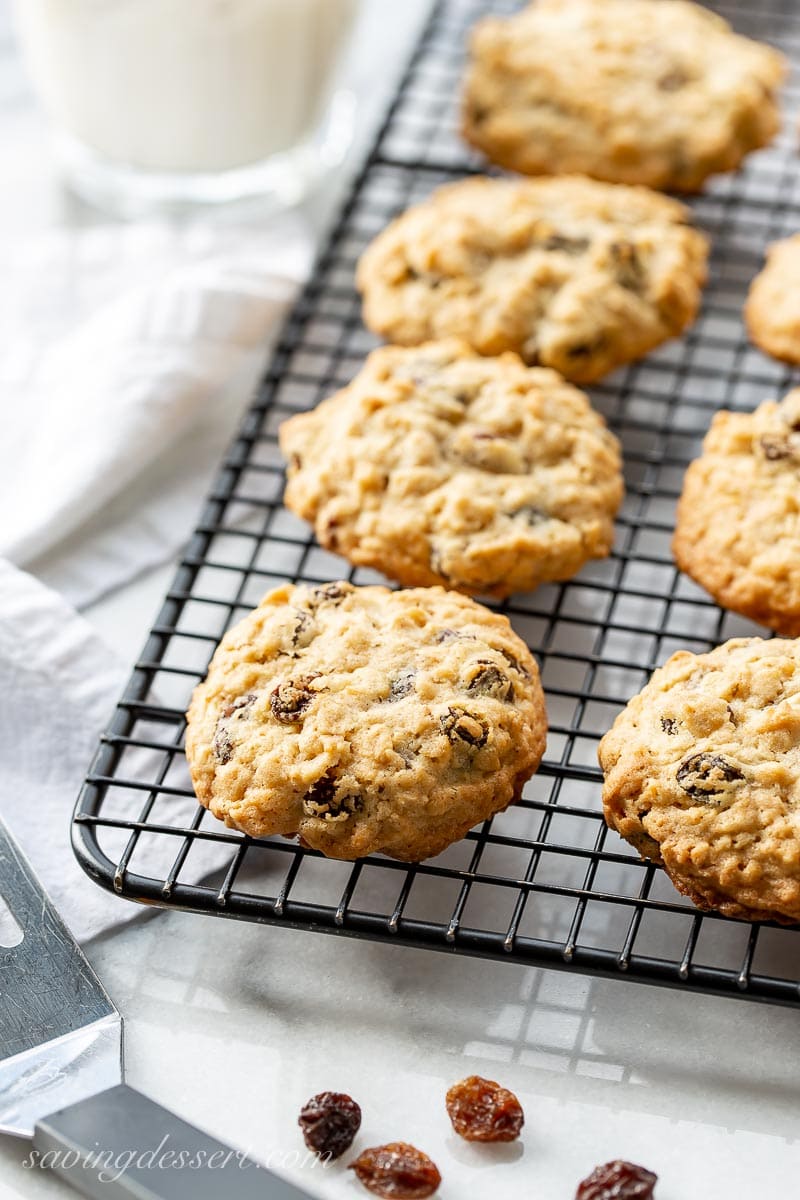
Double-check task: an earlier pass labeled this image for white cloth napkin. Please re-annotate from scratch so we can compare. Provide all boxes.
[0,217,313,940]
[0,558,233,942]
[0,218,311,608]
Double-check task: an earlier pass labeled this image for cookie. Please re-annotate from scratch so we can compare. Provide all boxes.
[599,637,800,923]
[673,390,800,636]
[462,0,786,192]
[356,176,708,384]
[279,340,623,597]
[745,236,800,364]
[185,582,547,861]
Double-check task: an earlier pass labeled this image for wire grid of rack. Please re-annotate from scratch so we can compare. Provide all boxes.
[75,0,800,1007]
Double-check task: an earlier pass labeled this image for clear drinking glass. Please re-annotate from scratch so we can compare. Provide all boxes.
[12,0,360,216]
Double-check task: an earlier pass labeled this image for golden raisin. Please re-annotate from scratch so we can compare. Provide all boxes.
[349,1142,441,1198]
[445,1075,524,1142]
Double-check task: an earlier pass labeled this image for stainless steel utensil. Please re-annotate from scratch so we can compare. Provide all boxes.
[0,815,313,1198]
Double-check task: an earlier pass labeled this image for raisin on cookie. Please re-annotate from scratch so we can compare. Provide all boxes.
[745,236,800,365]
[674,390,800,637]
[356,176,708,384]
[463,0,786,192]
[599,638,800,923]
[279,340,623,598]
[186,582,547,861]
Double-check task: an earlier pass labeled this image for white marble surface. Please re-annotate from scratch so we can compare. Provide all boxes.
[2,2,800,1197]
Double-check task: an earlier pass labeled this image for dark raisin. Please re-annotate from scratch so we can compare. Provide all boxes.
[660,717,678,736]
[658,67,690,91]
[760,435,798,462]
[213,727,233,764]
[469,103,489,125]
[291,608,316,649]
[221,693,256,720]
[676,752,744,799]
[289,453,302,470]
[610,241,646,292]
[465,660,515,702]
[498,647,532,679]
[510,505,550,525]
[303,773,361,822]
[542,234,590,255]
[349,1143,441,1199]
[435,628,476,645]
[440,707,489,748]
[388,669,416,701]
[566,339,604,359]
[575,1159,657,1199]
[309,581,354,607]
[428,550,451,583]
[213,693,256,762]
[445,1075,524,1143]
[298,1092,361,1161]
[270,677,316,724]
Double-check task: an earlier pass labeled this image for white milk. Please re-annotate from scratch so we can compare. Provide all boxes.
[14,0,358,173]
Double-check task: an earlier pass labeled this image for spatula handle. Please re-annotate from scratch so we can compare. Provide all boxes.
[34,1083,317,1199]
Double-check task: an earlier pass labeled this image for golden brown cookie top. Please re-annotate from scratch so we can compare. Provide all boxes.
[673,390,800,637]
[463,0,786,191]
[356,176,708,383]
[599,636,800,923]
[746,236,800,366]
[279,340,623,597]
[186,582,547,862]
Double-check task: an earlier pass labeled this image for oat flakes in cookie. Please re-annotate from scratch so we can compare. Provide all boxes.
[674,390,800,636]
[599,637,800,924]
[185,582,547,862]
[463,0,786,192]
[279,340,623,597]
[745,235,800,365]
[356,176,708,384]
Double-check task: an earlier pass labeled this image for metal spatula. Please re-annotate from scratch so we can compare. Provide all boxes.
[0,815,313,1199]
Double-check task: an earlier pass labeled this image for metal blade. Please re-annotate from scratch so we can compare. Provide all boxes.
[0,816,122,1137]
[0,1014,122,1138]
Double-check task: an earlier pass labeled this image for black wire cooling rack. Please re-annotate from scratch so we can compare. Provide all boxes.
[75,0,800,1007]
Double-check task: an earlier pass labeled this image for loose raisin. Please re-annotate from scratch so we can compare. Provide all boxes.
[464,661,515,702]
[440,707,489,748]
[349,1143,441,1199]
[575,1159,657,1199]
[270,677,316,724]
[445,1075,524,1143]
[303,773,361,822]
[676,752,744,798]
[298,1091,361,1161]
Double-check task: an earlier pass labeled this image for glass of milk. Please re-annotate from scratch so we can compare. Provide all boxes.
[12,0,360,215]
